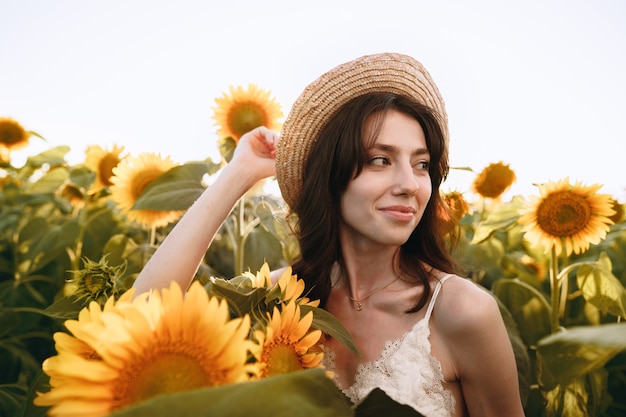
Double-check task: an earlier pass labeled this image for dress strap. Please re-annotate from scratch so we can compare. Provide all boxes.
[424,274,453,321]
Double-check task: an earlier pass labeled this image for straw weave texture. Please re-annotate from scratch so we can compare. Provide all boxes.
[276,53,448,209]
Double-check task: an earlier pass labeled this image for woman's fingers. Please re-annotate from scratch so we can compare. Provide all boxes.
[239,126,279,158]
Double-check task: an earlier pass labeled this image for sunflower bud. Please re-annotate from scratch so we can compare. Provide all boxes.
[66,255,126,304]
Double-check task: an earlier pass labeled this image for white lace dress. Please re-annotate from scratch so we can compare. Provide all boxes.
[323,275,456,417]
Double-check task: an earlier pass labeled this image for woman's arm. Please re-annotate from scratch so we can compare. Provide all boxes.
[132,127,279,295]
[436,279,526,416]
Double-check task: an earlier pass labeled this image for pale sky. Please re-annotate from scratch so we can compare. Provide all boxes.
[2,0,625,200]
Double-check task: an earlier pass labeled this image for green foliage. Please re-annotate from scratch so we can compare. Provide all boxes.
[1,142,626,417]
[462,193,626,417]
[107,369,425,417]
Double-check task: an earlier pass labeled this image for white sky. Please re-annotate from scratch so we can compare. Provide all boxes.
[2,0,625,200]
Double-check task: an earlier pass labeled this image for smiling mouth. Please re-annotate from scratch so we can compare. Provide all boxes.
[380,206,416,221]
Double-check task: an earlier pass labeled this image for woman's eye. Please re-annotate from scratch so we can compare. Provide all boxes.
[415,161,429,170]
[370,156,390,166]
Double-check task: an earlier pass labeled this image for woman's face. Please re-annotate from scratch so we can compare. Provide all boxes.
[339,109,432,249]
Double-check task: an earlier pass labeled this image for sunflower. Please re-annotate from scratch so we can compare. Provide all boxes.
[64,256,126,305]
[518,178,615,256]
[109,152,183,228]
[275,266,319,307]
[84,144,126,192]
[212,84,283,142]
[59,183,85,209]
[442,190,470,222]
[0,117,30,151]
[472,161,516,199]
[35,281,257,417]
[608,198,624,223]
[439,190,470,235]
[244,262,273,288]
[254,302,323,378]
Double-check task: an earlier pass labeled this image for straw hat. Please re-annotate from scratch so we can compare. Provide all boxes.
[276,52,448,209]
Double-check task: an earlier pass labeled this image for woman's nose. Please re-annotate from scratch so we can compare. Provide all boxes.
[392,162,419,196]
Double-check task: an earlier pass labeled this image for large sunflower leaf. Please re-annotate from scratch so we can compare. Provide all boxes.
[205,277,269,318]
[536,323,626,390]
[576,253,626,319]
[24,146,70,168]
[68,165,96,190]
[17,219,79,274]
[132,161,219,211]
[41,294,86,321]
[27,167,69,194]
[543,370,608,417]
[355,388,425,417]
[109,369,353,417]
[492,278,551,346]
[470,196,525,244]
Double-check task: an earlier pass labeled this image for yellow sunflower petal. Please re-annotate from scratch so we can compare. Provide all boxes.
[257,302,324,377]
[518,177,615,256]
[37,281,254,415]
[109,152,183,228]
[212,84,283,142]
[84,144,126,192]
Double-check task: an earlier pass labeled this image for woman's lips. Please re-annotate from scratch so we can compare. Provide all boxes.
[379,205,416,221]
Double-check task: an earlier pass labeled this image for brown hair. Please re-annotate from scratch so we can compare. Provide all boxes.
[292,92,459,312]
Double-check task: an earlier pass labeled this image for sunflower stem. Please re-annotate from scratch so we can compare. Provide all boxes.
[149,225,157,247]
[549,246,561,333]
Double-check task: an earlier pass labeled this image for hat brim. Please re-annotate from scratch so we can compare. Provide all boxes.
[276,52,448,209]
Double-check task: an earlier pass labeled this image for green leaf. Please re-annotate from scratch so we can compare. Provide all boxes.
[537,323,626,390]
[543,369,608,417]
[18,219,79,274]
[109,369,353,417]
[25,146,70,168]
[576,253,626,319]
[492,278,551,346]
[254,200,300,263]
[470,196,524,244]
[206,278,270,318]
[355,388,425,417]
[132,162,214,211]
[81,206,121,262]
[27,167,69,194]
[41,295,86,321]
[17,370,50,417]
[0,384,28,417]
[69,165,96,190]
[301,305,359,356]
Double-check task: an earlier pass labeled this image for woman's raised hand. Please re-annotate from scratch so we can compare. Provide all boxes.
[231,126,279,182]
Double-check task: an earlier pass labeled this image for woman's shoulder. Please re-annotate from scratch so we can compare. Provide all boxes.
[431,274,502,336]
[269,266,291,285]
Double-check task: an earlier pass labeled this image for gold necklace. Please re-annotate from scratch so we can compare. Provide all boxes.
[348,276,401,311]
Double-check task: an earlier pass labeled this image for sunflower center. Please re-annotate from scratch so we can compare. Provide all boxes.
[112,341,220,410]
[228,104,266,139]
[0,121,27,146]
[536,190,591,237]
[262,343,303,377]
[99,154,121,186]
[81,273,111,294]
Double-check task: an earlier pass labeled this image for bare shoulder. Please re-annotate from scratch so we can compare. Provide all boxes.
[269,266,291,285]
[432,275,502,337]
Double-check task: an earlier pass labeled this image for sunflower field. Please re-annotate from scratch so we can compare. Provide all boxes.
[1,84,626,417]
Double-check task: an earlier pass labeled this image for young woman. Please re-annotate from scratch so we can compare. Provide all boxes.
[133,53,525,417]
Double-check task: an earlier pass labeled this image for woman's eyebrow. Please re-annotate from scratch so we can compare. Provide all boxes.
[370,142,430,156]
